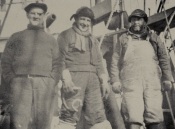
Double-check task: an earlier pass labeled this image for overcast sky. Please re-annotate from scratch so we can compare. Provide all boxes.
[0,0,175,37]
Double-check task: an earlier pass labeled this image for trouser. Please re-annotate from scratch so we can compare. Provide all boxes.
[105,90,126,129]
[60,72,107,127]
[120,35,164,125]
[76,90,126,129]
[9,76,57,129]
[121,77,163,125]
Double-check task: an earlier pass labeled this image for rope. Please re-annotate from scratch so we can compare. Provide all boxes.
[130,0,131,13]
[136,0,140,8]
[99,0,118,48]
[162,1,175,128]
[0,0,36,5]
[165,91,175,128]
[97,0,118,84]
[162,0,175,54]
[0,0,13,36]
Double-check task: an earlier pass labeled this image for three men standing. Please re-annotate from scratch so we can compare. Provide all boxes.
[1,2,61,129]
[1,2,173,129]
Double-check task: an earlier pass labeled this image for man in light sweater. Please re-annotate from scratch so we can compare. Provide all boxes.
[1,2,62,129]
[57,7,112,129]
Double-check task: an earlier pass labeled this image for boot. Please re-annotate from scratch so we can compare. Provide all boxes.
[58,120,76,129]
[146,122,166,129]
[128,123,142,129]
[90,120,112,129]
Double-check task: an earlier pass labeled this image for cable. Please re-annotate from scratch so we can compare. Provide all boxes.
[0,0,13,36]
[0,0,36,5]
[162,1,175,54]
[99,0,118,47]
[136,0,140,8]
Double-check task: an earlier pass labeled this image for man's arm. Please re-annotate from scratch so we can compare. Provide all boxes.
[50,37,62,82]
[110,35,123,84]
[151,33,172,81]
[57,32,77,93]
[1,35,16,84]
[57,33,67,73]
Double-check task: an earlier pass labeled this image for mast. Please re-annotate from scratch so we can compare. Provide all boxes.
[144,0,146,11]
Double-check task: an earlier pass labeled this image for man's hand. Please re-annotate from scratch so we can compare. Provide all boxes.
[101,82,110,99]
[62,69,76,93]
[62,79,76,93]
[163,80,172,91]
[99,74,110,99]
[112,82,122,94]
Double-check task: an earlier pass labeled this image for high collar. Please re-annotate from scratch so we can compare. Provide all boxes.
[128,26,150,39]
[27,24,44,31]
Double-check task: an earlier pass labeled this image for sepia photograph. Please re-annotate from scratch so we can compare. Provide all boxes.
[0,0,175,129]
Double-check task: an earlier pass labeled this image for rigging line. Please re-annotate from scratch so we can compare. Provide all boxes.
[143,0,146,11]
[90,0,92,7]
[97,0,118,77]
[121,0,125,11]
[0,0,36,5]
[121,0,125,29]
[129,0,131,12]
[165,92,175,128]
[162,1,175,54]
[14,7,21,29]
[0,0,13,36]
[99,0,118,48]
[136,0,140,8]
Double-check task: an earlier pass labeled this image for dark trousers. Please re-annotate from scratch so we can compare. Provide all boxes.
[76,90,126,129]
[9,77,57,129]
[60,72,106,127]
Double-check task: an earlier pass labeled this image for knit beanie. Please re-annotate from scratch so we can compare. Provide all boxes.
[70,6,95,23]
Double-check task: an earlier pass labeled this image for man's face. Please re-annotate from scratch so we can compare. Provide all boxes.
[27,7,45,26]
[130,17,145,32]
[75,16,91,32]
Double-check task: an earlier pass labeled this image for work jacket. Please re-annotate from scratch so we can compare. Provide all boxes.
[110,28,172,83]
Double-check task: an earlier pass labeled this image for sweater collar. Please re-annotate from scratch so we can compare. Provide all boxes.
[27,24,44,30]
[127,25,150,39]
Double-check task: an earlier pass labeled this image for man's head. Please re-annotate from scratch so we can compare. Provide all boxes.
[70,7,95,32]
[24,3,47,26]
[128,9,148,32]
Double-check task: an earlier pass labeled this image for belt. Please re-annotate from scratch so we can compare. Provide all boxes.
[16,74,48,78]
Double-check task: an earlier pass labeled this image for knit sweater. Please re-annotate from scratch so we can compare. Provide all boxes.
[57,27,105,76]
[1,25,61,83]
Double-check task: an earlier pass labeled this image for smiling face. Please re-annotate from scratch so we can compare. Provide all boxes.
[130,16,146,32]
[27,7,45,26]
[75,16,91,32]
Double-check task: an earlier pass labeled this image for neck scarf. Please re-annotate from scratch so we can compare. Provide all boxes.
[129,25,149,38]
[72,23,91,51]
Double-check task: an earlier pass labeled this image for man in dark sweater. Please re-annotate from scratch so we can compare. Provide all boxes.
[1,2,61,129]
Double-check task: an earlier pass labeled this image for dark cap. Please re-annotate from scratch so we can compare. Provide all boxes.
[128,9,148,23]
[24,2,47,13]
[70,6,95,23]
